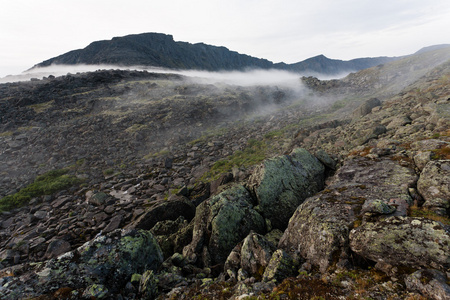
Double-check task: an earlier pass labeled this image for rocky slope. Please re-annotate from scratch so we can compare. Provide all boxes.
[32,32,399,76]
[0,47,449,299]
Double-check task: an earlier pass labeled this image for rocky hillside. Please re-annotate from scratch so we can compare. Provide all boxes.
[0,47,449,299]
[32,32,398,76]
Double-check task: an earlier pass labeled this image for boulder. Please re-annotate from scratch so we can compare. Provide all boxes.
[349,216,450,271]
[405,269,450,300]
[183,185,265,267]
[262,249,298,282]
[0,229,163,299]
[224,232,276,280]
[417,160,450,216]
[279,156,418,272]
[247,148,325,230]
[352,98,381,118]
[278,185,362,273]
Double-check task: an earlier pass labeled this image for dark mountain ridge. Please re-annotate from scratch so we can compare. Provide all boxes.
[33,32,400,76]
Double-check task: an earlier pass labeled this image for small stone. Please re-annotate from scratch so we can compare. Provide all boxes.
[33,210,48,219]
[45,239,71,259]
[103,215,123,233]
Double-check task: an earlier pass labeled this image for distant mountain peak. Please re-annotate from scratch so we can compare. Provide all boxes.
[415,44,450,54]
[31,32,442,76]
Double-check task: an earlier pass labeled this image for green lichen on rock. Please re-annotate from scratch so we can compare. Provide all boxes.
[349,216,450,271]
[139,270,158,299]
[361,199,397,215]
[6,229,164,298]
[248,148,325,230]
[262,249,298,282]
[82,284,109,299]
[183,185,265,266]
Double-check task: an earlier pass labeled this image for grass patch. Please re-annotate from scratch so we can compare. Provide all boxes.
[431,145,450,160]
[0,169,82,212]
[200,138,267,182]
[143,149,171,160]
[408,206,450,225]
[264,130,283,139]
[28,100,54,113]
[0,131,13,137]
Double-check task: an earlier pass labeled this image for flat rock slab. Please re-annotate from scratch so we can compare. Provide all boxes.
[350,216,450,271]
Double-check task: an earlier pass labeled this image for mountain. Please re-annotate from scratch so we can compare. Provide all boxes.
[279,54,397,75]
[415,44,450,54]
[34,33,275,71]
[33,32,399,76]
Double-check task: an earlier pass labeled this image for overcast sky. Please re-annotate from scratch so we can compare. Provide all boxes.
[0,0,449,78]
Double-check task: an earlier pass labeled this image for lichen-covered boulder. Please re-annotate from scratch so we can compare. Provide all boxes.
[247,148,325,230]
[0,229,163,299]
[417,160,450,216]
[224,232,276,280]
[262,249,298,282]
[349,216,450,271]
[278,185,362,273]
[405,269,450,300]
[183,185,265,267]
[279,156,417,273]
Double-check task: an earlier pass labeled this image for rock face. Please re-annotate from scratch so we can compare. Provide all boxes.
[417,160,450,216]
[248,148,325,230]
[349,217,450,271]
[0,229,163,299]
[183,185,265,267]
[279,156,417,272]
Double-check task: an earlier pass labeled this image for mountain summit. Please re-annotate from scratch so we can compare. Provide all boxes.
[33,32,398,76]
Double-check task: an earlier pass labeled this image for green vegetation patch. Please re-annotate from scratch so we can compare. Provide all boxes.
[431,145,450,160]
[0,169,82,212]
[200,139,267,182]
[408,206,450,225]
[28,100,54,113]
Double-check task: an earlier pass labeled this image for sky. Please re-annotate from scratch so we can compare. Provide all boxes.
[0,0,449,78]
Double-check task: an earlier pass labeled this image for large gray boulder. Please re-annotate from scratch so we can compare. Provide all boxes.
[0,229,163,299]
[417,160,450,216]
[279,156,418,272]
[349,216,450,271]
[183,185,265,267]
[247,148,325,230]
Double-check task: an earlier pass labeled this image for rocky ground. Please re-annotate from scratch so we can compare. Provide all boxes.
[0,48,449,299]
